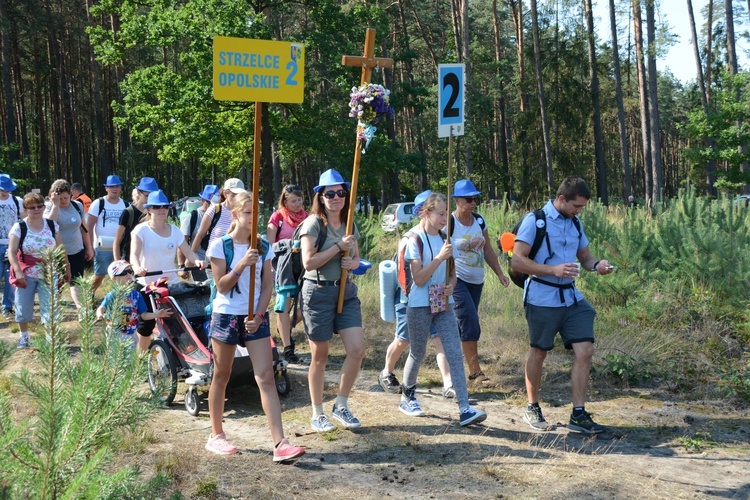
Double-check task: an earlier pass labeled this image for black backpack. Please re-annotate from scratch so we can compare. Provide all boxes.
[271,217,327,325]
[188,209,211,251]
[117,205,143,259]
[504,209,581,288]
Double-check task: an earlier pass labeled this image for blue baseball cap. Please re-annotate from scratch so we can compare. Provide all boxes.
[413,189,432,214]
[0,174,17,192]
[135,177,159,193]
[452,179,481,198]
[199,184,220,202]
[103,174,123,187]
[314,169,351,193]
[144,189,171,208]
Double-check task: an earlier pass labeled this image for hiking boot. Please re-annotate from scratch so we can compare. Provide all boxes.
[568,410,606,434]
[524,405,550,431]
[378,371,402,394]
[310,414,336,433]
[459,407,487,427]
[442,386,456,399]
[283,344,300,364]
[205,432,238,455]
[331,404,361,429]
[273,438,305,463]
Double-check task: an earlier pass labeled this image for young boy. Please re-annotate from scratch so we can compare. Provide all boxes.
[96,260,171,349]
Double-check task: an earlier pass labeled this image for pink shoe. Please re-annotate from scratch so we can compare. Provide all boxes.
[273,438,305,463]
[205,432,238,455]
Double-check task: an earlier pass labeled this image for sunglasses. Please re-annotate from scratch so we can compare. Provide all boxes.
[323,189,348,199]
[151,205,171,210]
[25,204,45,210]
[462,197,480,204]
[285,185,301,193]
[117,269,134,276]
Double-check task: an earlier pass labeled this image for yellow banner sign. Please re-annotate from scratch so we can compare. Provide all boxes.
[213,37,305,103]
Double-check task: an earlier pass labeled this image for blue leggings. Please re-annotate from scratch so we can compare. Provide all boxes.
[403,305,469,410]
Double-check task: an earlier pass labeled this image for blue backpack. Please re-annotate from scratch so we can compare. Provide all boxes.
[205,234,269,318]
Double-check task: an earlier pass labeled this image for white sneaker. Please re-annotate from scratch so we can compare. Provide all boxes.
[310,414,336,432]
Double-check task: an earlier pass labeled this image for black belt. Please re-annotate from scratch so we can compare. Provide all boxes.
[529,278,577,305]
[305,278,343,287]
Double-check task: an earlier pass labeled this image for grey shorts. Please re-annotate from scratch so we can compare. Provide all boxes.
[300,279,362,342]
[525,299,596,351]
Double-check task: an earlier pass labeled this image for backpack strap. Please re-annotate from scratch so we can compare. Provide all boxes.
[221,234,240,298]
[71,200,88,233]
[528,209,550,262]
[449,212,487,237]
[12,197,20,219]
[46,218,56,238]
[207,203,222,238]
[18,221,27,261]
[188,209,199,244]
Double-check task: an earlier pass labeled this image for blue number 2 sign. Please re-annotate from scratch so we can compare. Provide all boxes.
[438,63,465,138]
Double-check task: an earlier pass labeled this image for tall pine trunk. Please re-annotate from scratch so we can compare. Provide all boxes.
[585,0,608,204]
[530,0,554,194]
[609,0,632,201]
[0,0,17,163]
[725,0,747,187]
[633,0,652,205]
[645,0,662,203]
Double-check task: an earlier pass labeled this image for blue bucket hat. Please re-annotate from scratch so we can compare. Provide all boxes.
[135,177,159,193]
[103,174,123,187]
[452,179,481,198]
[413,190,432,215]
[0,174,18,192]
[314,169,351,193]
[144,189,171,208]
[199,184,220,202]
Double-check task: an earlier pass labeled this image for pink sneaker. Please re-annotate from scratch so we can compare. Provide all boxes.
[205,432,238,455]
[273,438,305,463]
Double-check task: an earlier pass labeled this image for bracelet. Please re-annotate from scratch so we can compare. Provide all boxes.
[335,241,343,251]
[591,260,601,272]
[230,268,241,277]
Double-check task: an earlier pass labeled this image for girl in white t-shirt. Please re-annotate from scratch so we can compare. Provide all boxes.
[130,190,206,351]
[399,192,487,427]
[204,191,305,462]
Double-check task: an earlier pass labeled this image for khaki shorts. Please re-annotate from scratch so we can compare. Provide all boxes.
[300,279,362,342]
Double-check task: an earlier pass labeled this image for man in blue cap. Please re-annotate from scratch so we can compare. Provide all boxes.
[0,174,24,317]
[114,177,158,262]
[178,184,218,282]
[85,174,128,291]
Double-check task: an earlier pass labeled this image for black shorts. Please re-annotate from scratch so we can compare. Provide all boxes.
[68,250,86,280]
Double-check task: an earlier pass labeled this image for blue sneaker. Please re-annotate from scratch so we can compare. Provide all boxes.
[399,385,424,417]
[332,404,361,429]
[310,414,336,433]
[17,335,29,349]
[459,407,487,427]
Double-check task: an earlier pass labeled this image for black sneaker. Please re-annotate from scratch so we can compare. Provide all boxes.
[283,345,301,364]
[568,410,606,434]
[379,372,402,394]
[523,405,550,431]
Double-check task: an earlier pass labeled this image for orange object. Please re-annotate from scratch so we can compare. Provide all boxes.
[500,232,516,253]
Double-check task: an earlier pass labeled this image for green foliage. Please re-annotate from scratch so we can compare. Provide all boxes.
[0,247,170,497]
[717,357,750,402]
[601,353,653,387]
[678,430,716,454]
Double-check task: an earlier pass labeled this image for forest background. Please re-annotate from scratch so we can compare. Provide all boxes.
[2,0,750,208]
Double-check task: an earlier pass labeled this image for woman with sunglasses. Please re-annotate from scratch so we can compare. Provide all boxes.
[190,179,245,277]
[130,190,206,351]
[299,169,365,432]
[266,184,308,364]
[44,179,94,311]
[449,179,510,387]
[8,192,71,348]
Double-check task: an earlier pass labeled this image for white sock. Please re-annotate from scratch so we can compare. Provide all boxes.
[312,404,324,418]
[19,331,28,339]
[381,369,391,377]
[335,395,349,409]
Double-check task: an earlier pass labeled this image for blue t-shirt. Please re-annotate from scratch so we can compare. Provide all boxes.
[515,200,589,307]
[100,289,147,336]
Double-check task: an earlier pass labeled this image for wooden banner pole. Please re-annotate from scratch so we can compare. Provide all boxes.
[248,102,262,317]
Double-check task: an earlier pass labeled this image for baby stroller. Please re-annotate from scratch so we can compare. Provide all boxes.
[143,273,291,416]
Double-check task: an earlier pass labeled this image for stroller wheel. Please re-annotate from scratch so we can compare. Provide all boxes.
[148,338,178,404]
[184,387,202,416]
[275,369,291,396]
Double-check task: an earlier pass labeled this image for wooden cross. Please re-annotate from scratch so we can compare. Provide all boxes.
[336,28,394,312]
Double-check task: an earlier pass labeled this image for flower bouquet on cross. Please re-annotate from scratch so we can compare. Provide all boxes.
[348,83,395,152]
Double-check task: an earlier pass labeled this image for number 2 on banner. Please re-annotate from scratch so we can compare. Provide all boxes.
[437,63,465,138]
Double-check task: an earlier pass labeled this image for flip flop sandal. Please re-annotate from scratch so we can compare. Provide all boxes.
[468,371,492,387]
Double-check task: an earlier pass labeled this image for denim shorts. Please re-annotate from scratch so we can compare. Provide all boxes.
[300,279,362,342]
[525,299,596,351]
[209,311,271,346]
[94,249,114,276]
